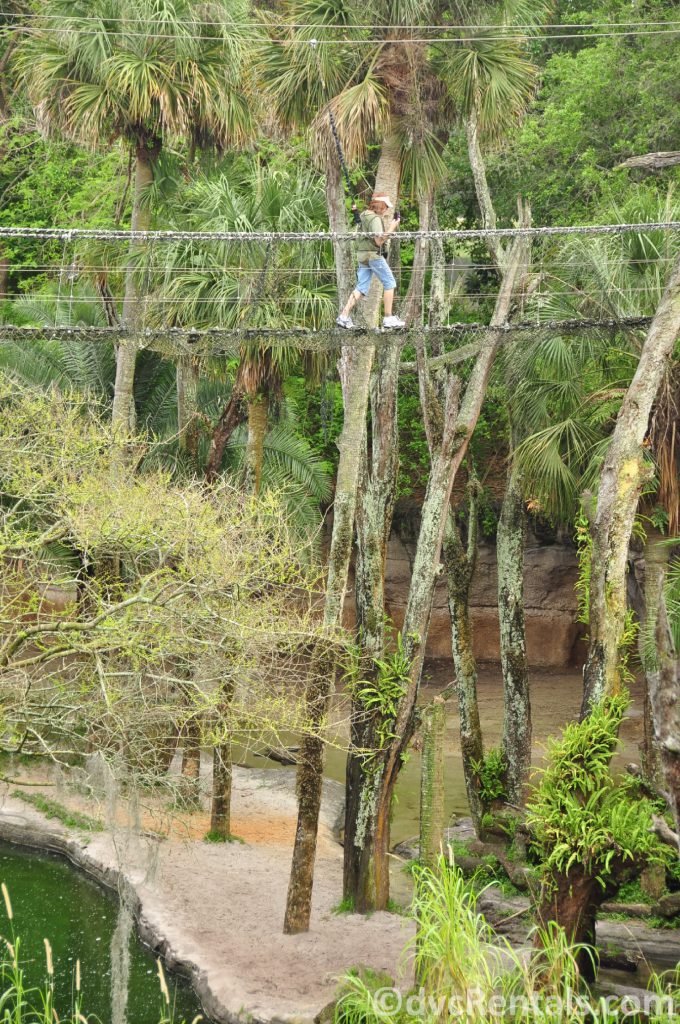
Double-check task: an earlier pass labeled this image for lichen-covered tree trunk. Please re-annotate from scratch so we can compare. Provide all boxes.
[325,157,354,303]
[210,743,232,839]
[582,254,680,713]
[498,448,531,806]
[112,143,154,434]
[639,529,667,782]
[284,136,401,933]
[419,696,446,869]
[428,203,446,329]
[344,185,430,910]
[645,536,680,843]
[244,390,269,495]
[344,342,401,910]
[443,508,485,833]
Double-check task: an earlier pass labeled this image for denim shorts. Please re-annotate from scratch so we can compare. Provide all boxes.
[356,256,396,295]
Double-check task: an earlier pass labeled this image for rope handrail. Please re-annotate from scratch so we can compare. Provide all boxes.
[1,223,680,244]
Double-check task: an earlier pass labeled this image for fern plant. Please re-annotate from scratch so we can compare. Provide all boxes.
[527,695,669,890]
[349,634,410,765]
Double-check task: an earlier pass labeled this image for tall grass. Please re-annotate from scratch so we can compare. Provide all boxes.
[334,852,680,1023]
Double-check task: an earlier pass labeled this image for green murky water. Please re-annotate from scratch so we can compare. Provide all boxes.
[0,842,204,1024]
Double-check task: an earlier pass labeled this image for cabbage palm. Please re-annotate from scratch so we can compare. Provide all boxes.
[513,192,680,523]
[18,0,256,433]
[149,161,336,492]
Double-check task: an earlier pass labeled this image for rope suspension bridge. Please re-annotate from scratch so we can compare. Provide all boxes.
[1,221,678,367]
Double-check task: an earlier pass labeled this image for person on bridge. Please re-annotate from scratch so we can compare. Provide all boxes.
[336,195,406,330]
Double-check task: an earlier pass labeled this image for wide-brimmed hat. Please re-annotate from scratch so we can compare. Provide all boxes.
[372,194,393,208]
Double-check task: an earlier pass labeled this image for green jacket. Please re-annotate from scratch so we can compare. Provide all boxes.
[357,210,386,262]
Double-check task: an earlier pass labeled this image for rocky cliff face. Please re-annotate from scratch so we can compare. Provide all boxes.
[344,524,585,668]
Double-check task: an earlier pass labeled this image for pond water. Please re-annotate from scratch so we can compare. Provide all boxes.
[0,842,204,1024]
[323,664,646,847]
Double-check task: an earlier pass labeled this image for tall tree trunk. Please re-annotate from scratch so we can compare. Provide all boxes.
[351,202,532,910]
[498,439,531,806]
[176,357,200,464]
[284,134,403,933]
[639,530,666,783]
[112,142,155,435]
[419,696,446,870]
[428,203,446,329]
[343,185,429,910]
[582,255,680,713]
[443,497,485,833]
[343,342,401,910]
[244,391,269,495]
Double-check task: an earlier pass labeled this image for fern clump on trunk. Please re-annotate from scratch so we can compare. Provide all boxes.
[527,694,670,977]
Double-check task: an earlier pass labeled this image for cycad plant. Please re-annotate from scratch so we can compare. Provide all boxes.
[18,0,256,433]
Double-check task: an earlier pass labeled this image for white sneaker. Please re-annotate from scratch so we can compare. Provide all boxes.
[336,314,354,329]
[383,315,406,328]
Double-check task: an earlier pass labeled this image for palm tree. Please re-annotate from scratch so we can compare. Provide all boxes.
[149,160,336,493]
[512,195,680,716]
[18,0,255,433]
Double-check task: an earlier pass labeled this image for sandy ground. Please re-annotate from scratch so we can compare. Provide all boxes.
[0,766,414,1024]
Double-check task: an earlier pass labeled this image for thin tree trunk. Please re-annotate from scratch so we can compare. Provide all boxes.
[0,255,8,300]
[344,342,400,910]
[283,673,326,933]
[465,111,504,271]
[180,717,201,806]
[402,192,432,325]
[582,254,680,713]
[498,441,531,806]
[176,357,200,463]
[645,535,680,843]
[419,696,446,870]
[244,391,269,495]
[428,204,446,329]
[112,143,154,434]
[284,134,402,933]
[443,501,485,833]
[210,743,232,839]
[205,364,247,483]
[640,530,667,783]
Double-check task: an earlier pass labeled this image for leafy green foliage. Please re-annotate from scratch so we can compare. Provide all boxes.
[349,634,410,763]
[527,695,669,887]
[470,747,507,805]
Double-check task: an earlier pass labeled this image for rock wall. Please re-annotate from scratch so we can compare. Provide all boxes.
[344,523,585,668]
